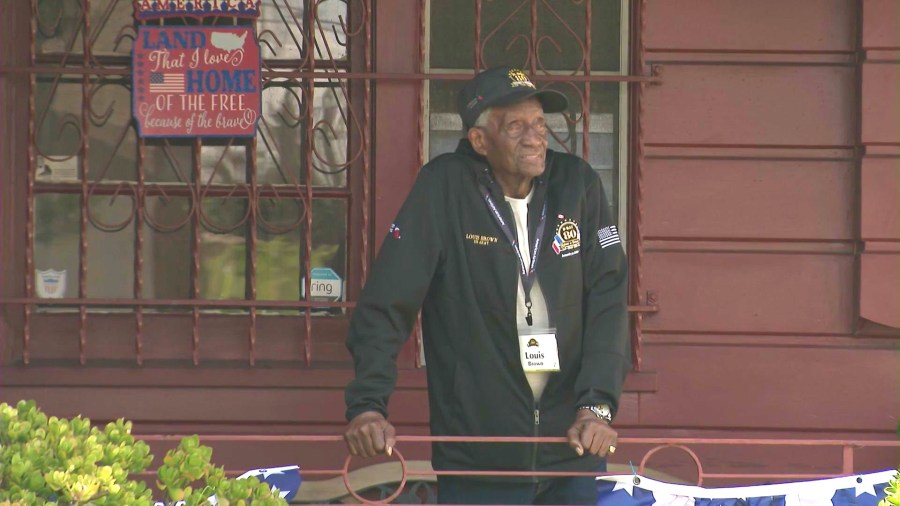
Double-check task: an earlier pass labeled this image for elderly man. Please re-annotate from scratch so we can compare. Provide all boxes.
[343,66,630,505]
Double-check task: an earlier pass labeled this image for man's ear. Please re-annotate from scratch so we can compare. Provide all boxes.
[467,127,489,156]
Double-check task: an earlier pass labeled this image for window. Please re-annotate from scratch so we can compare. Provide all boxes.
[4,0,370,366]
[425,0,629,231]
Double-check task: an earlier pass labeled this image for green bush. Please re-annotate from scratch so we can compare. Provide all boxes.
[0,400,287,506]
[881,469,900,506]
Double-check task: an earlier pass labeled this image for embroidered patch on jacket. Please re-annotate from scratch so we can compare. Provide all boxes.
[465,233,499,246]
[552,218,580,258]
[598,225,620,248]
[389,223,401,239]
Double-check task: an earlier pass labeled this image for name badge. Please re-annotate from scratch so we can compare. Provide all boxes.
[518,331,560,372]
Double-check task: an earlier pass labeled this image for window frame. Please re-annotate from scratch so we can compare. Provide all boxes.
[422,0,630,240]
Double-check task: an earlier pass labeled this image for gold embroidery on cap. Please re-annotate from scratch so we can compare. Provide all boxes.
[508,68,536,89]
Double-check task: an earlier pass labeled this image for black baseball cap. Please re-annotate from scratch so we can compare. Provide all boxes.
[457,66,569,130]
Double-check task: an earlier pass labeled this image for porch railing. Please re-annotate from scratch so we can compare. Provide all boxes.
[136,434,900,504]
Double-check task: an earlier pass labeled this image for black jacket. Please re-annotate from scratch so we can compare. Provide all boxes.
[345,139,630,477]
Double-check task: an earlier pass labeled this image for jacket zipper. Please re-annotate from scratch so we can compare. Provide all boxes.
[531,405,540,483]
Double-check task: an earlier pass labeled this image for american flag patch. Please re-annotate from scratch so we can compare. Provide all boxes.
[597,225,620,248]
[149,72,185,93]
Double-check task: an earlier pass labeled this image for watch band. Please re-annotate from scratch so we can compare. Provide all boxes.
[577,404,612,423]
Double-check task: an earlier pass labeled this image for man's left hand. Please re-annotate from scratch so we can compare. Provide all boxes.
[567,409,617,457]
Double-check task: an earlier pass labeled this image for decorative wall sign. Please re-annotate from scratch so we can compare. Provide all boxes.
[133,26,261,138]
[134,0,260,20]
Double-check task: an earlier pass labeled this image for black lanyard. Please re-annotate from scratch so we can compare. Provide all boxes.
[479,184,547,326]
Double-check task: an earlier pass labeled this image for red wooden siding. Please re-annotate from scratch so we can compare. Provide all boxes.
[641,251,856,334]
[643,159,855,240]
[860,0,900,329]
[645,0,856,53]
[642,65,857,146]
[640,345,898,430]
[637,0,897,452]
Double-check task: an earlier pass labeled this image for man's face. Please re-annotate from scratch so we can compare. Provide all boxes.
[470,98,549,183]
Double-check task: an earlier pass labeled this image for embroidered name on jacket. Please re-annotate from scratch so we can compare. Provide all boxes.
[465,233,499,246]
[552,218,580,257]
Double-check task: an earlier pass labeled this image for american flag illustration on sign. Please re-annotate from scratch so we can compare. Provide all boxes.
[149,72,185,93]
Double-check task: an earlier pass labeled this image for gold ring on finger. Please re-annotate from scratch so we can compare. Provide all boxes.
[608,445,616,454]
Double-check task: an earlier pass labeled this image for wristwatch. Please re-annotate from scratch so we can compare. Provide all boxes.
[577,404,612,423]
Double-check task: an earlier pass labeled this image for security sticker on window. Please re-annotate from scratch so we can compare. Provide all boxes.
[518,330,560,372]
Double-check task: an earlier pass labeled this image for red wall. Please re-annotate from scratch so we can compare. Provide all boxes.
[625,0,899,481]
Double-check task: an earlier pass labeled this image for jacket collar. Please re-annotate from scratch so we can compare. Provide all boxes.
[455,138,552,245]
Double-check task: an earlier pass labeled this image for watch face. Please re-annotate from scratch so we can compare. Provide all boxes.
[592,405,612,422]
[579,404,612,421]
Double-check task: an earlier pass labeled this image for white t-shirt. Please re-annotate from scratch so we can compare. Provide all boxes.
[505,189,551,401]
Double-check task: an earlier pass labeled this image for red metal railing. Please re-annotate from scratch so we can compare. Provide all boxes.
[136,434,900,503]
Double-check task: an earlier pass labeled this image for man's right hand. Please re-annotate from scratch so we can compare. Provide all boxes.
[343,411,397,458]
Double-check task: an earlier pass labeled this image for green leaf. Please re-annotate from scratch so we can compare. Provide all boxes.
[0,401,288,505]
